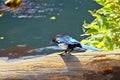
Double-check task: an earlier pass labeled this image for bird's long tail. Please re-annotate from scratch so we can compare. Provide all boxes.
[81,43,103,51]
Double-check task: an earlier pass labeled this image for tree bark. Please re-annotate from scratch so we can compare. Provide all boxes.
[0,50,120,80]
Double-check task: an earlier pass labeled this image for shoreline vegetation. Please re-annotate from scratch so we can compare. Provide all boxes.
[0,48,120,80]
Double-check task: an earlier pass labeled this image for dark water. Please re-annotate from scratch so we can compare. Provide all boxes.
[0,0,100,50]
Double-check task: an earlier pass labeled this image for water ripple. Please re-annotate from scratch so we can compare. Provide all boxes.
[12,0,63,18]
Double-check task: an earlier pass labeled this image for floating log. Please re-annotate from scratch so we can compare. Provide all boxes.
[0,50,120,80]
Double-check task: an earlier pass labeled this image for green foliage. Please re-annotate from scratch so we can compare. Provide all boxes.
[82,0,120,50]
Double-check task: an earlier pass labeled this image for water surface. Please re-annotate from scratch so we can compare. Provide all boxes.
[0,0,101,54]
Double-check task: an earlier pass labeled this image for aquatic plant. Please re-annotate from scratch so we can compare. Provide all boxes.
[82,0,120,50]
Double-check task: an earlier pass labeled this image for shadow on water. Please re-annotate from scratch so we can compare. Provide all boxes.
[60,55,82,71]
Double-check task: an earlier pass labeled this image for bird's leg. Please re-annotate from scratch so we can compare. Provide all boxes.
[67,49,72,55]
[59,50,67,55]
[59,49,72,55]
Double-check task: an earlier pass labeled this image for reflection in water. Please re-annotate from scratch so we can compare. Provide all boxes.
[12,0,63,18]
[0,0,88,18]
[0,44,37,60]
[0,45,62,61]
[0,45,83,61]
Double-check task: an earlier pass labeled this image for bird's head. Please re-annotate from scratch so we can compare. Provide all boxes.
[51,34,64,44]
[50,37,57,44]
[50,34,61,44]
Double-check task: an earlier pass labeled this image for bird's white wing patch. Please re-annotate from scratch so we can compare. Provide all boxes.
[58,43,68,50]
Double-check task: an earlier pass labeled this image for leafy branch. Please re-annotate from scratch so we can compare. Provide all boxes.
[82,0,120,50]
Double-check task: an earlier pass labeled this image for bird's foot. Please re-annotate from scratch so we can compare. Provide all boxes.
[58,52,66,56]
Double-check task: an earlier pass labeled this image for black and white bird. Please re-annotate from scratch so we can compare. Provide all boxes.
[51,34,102,55]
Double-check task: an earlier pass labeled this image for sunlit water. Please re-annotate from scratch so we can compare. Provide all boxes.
[0,0,101,60]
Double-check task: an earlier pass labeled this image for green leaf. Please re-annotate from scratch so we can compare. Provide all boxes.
[86,29,98,34]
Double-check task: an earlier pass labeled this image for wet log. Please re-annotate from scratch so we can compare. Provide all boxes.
[0,50,120,80]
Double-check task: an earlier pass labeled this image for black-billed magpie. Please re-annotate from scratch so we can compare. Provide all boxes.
[51,34,102,55]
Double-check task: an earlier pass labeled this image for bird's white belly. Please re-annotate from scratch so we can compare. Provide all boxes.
[58,43,68,50]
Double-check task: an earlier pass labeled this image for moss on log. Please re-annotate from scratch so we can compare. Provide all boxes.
[0,50,120,80]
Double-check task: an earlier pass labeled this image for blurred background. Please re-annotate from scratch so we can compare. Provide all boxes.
[0,0,101,48]
[0,0,101,60]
